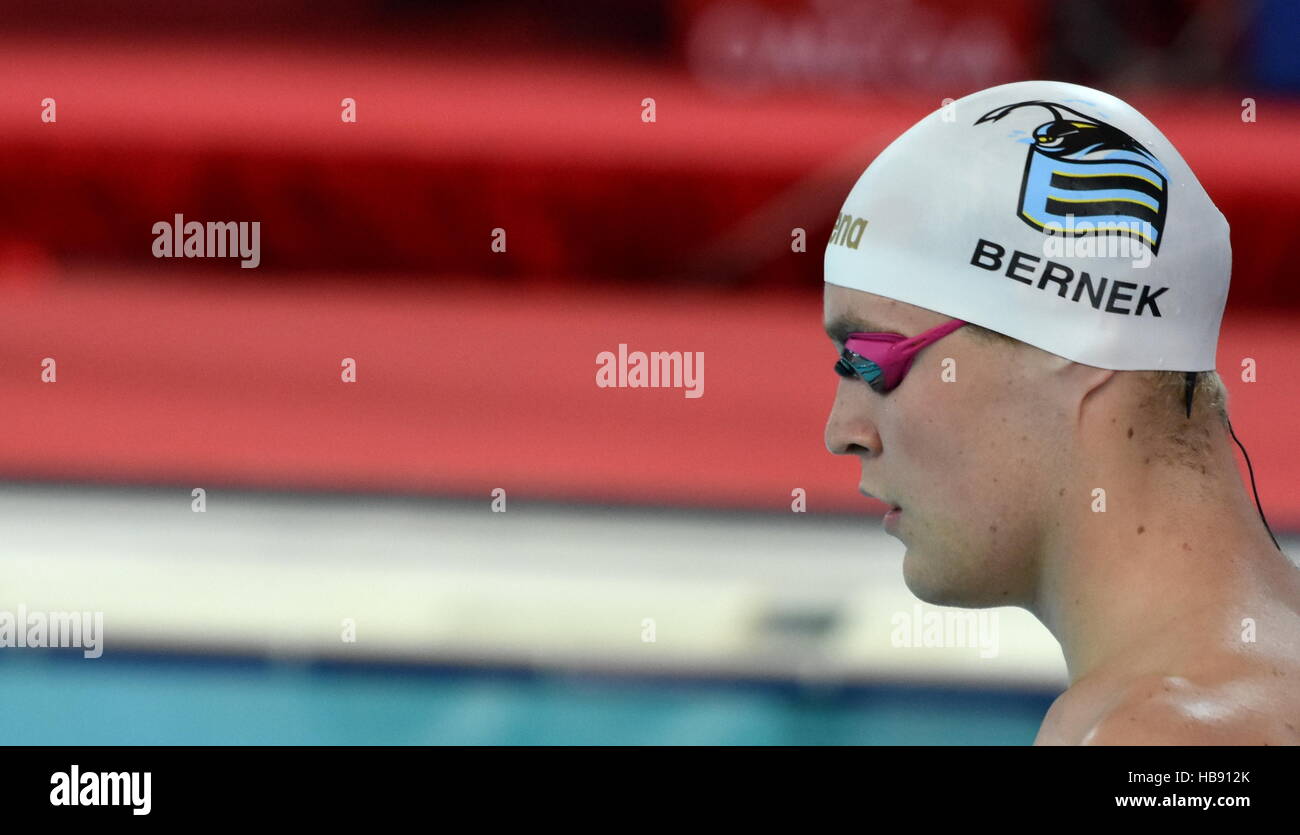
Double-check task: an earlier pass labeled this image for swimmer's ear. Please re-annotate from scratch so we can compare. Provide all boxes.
[1056,361,1117,416]
[1041,354,1110,382]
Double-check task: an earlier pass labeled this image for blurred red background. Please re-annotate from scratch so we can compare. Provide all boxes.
[1,0,1297,524]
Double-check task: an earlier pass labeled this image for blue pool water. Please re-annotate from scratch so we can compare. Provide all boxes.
[0,651,1055,745]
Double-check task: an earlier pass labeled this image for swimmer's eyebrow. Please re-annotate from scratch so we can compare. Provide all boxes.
[824,316,904,346]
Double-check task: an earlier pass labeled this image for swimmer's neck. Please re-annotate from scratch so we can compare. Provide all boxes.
[1029,426,1295,685]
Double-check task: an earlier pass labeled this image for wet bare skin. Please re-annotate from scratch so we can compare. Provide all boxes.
[1033,596,1300,745]
[823,284,1300,745]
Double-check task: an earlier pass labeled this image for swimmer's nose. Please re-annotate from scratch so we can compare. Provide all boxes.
[825,378,881,458]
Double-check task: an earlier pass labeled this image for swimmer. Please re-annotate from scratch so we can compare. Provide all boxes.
[821,81,1300,745]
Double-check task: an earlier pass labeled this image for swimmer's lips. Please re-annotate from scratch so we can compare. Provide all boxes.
[859,488,902,513]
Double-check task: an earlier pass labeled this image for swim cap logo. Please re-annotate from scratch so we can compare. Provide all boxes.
[829,213,869,249]
[976,101,1169,256]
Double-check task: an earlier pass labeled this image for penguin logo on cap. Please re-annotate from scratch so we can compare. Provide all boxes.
[976,101,1169,255]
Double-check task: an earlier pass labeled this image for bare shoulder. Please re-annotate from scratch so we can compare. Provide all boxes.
[1080,661,1300,746]
[1043,576,1300,746]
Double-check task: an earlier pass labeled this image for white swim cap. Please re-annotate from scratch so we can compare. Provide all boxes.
[824,80,1230,372]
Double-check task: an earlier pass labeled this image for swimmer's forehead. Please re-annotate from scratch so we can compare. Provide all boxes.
[823,314,905,347]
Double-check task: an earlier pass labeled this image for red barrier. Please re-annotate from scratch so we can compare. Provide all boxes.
[1,40,1298,305]
[2,270,1296,527]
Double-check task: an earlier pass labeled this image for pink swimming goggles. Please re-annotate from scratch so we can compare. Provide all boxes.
[834,319,968,393]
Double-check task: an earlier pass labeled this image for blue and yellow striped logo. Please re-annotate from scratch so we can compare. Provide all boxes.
[976,101,1169,256]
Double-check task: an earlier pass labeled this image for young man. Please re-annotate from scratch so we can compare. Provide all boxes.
[822,81,1299,745]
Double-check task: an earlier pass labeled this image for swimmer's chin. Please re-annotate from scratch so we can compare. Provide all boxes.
[901,553,1005,609]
